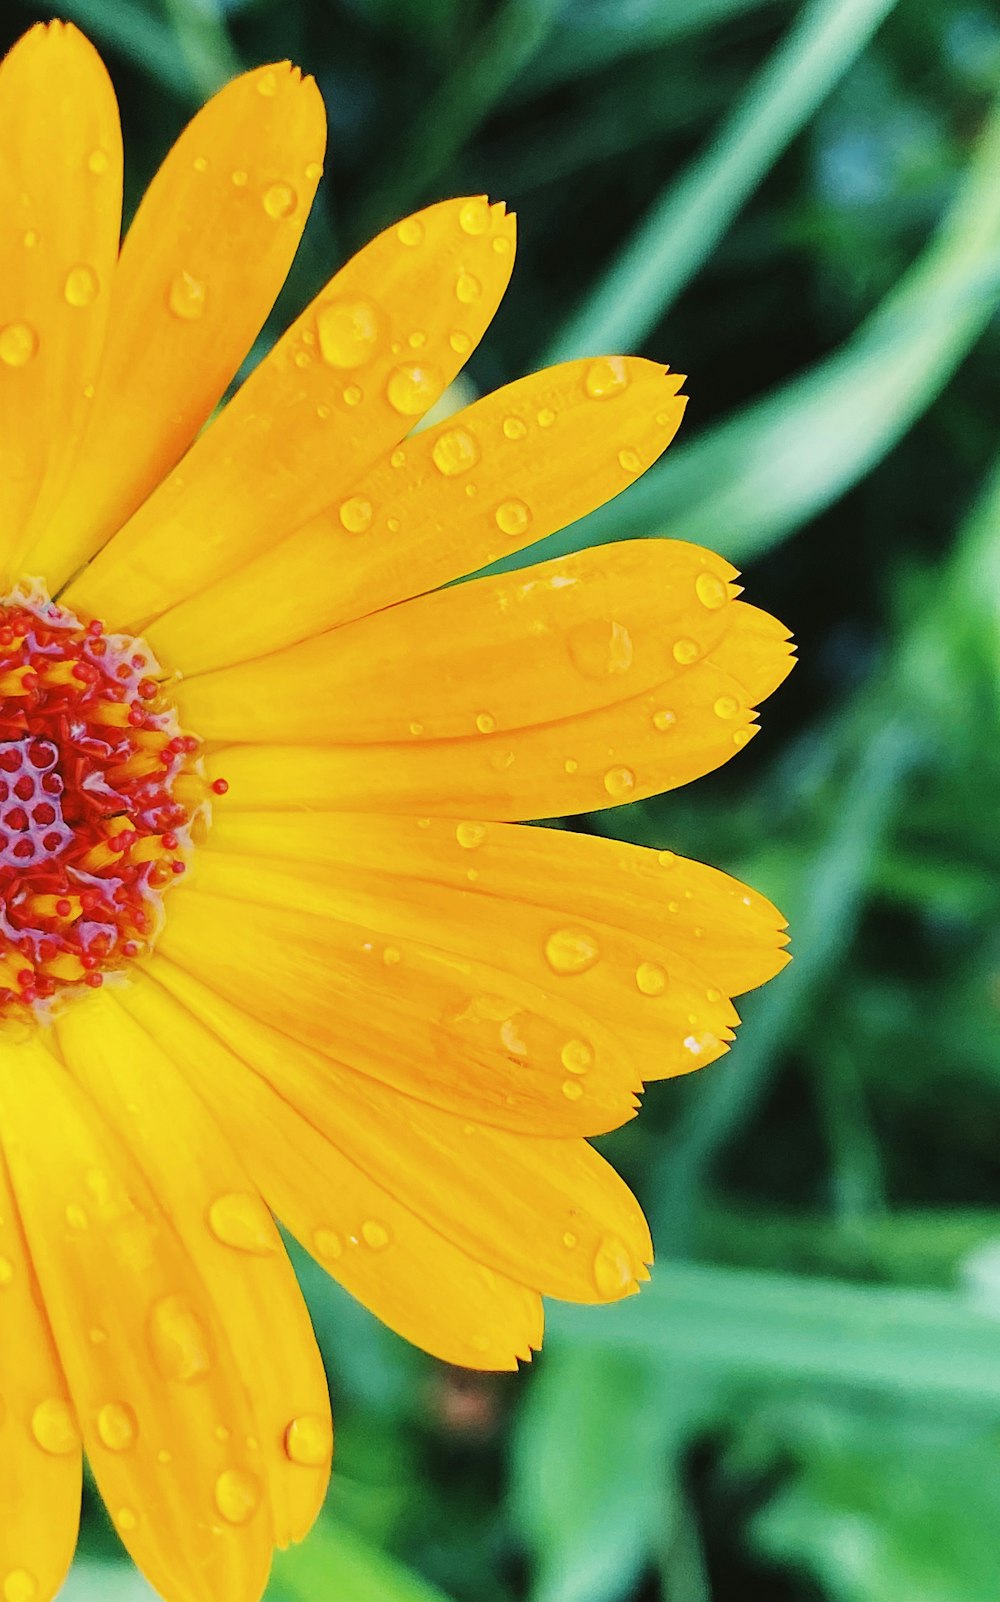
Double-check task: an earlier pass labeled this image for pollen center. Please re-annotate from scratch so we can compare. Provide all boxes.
[0,585,219,1022]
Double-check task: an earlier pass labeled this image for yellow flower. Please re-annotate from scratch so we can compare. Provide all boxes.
[0,20,794,1602]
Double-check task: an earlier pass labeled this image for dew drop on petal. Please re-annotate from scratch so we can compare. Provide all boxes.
[563,1232,578,1249]
[459,198,490,235]
[475,711,496,734]
[97,1401,137,1452]
[397,216,424,246]
[231,169,249,188]
[361,1219,391,1250]
[208,1192,276,1256]
[502,416,527,440]
[657,850,676,868]
[87,149,109,175]
[672,637,700,665]
[455,271,482,303]
[561,1038,593,1074]
[257,70,278,97]
[544,927,600,976]
[147,1293,212,1383]
[593,1234,634,1297]
[167,271,207,322]
[0,1256,12,1286]
[495,499,531,536]
[262,182,297,220]
[0,324,38,368]
[652,709,676,732]
[585,357,629,399]
[696,571,729,610]
[432,427,480,476]
[343,384,363,407]
[314,1226,342,1260]
[618,447,642,473]
[305,160,323,182]
[386,363,443,415]
[449,330,472,354]
[603,765,636,799]
[456,822,487,849]
[193,155,209,174]
[567,619,633,679]
[284,1413,332,1467]
[714,695,740,720]
[339,496,373,534]
[561,1079,584,1102]
[63,265,99,308]
[635,961,667,996]
[215,1467,261,1525]
[30,1397,79,1456]
[733,729,751,747]
[116,1508,138,1533]
[537,407,556,427]
[3,1570,37,1602]
[316,298,380,368]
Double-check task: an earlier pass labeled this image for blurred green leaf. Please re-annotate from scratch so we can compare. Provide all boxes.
[270,1519,455,1602]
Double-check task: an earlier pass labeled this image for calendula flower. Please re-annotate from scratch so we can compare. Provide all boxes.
[0,19,793,1602]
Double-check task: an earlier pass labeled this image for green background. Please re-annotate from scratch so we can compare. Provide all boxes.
[7,0,1000,1598]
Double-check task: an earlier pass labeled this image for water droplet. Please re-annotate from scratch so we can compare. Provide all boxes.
[618,447,641,473]
[97,1401,137,1452]
[707,987,722,1003]
[314,1228,342,1260]
[193,155,209,174]
[88,149,109,175]
[361,1219,391,1250]
[215,1467,261,1525]
[567,618,633,678]
[0,1256,11,1286]
[408,330,427,349]
[386,363,442,415]
[432,426,480,476]
[22,230,38,249]
[561,1079,584,1102]
[495,499,531,536]
[635,961,667,996]
[30,1397,78,1455]
[714,694,740,720]
[0,324,37,368]
[537,407,556,428]
[257,70,278,97]
[339,496,373,534]
[455,271,482,303]
[262,182,297,220]
[672,638,700,665]
[456,822,487,849]
[3,1570,37,1602]
[657,850,676,868]
[157,1448,172,1464]
[284,1413,332,1467]
[476,711,496,734]
[63,265,99,308]
[167,271,206,322]
[147,1294,212,1383]
[652,709,676,732]
[593,1234,633,1297]
[561,1038,593,1074]
[208,1193,276,1255]
[409,721,424,736]
[316,297,380,368]
[294,350,311,369]
[449,330,471,354]
[383,946,402,966]
[603,765,636,800]
[459,198,489,235]
[544,927,600,976]
[339,385,361,410]
[305,161,323,182]
[585,357,629,399]
[498,417,526,443]
[733,729,751,747]
[696,571,728,610]
[493,236,510,254]
[65,1202,87,1231]
[116,1507,138,1533]
[563,1231,578,1249]
[397,216,424,246]
[231,169,249,188]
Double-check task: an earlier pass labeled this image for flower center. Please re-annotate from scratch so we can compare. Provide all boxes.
[0,584,221,1022]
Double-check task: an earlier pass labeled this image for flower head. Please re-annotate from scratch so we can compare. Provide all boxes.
[0,20,793,1602]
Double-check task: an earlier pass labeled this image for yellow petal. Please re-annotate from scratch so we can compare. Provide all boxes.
[147,357,686,673]
[55,989,331,1549]
[0,1146,81,1602]
[122,962,544,1372]
[142,957,652,1307]
[0,21,122,576]
[0,1034,273,1602]
[66,196,516,628]
[23,62,325,592]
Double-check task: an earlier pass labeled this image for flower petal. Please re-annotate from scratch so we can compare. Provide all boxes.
[0,21,122,576]
[122,962,544,1372]
[55,989,331,1549]
[66,196,517,628]
[146,358,686,673]
[24,60,326,593]
[0,1145,81,1602]
[0,1034,273,1602]
[141,957,652,1307]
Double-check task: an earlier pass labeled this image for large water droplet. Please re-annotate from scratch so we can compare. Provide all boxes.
[316,297,380,368]
[455,271,482,303]
[0,324,38,368]
[603,765,636,800]
[456,821,487,849]
[339,496,373,533]
[495,499,531,536]
[147,1294,212,1383]
[208,1193,276,1256]
[459,198,490,235]
[432,427,480,476]
[696,571,728,610]
[544,927,600,976]
[593,1234,633,1297]
[635,961,667,996]
[30,1397,79,1456]
[284,1413,332,1467]
[262,182,297,220]
[567,618,633,679]
[386,363,442,415]
[361,1219,391,1250]
[97,1401,137,1452]
[672,638,700,665]
[585,357,628,399]
[561,1038,593,1074]
[167,271,206,322]
[215,1467,261,1525]
[714,694,740,719]
[64,265,99,308]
